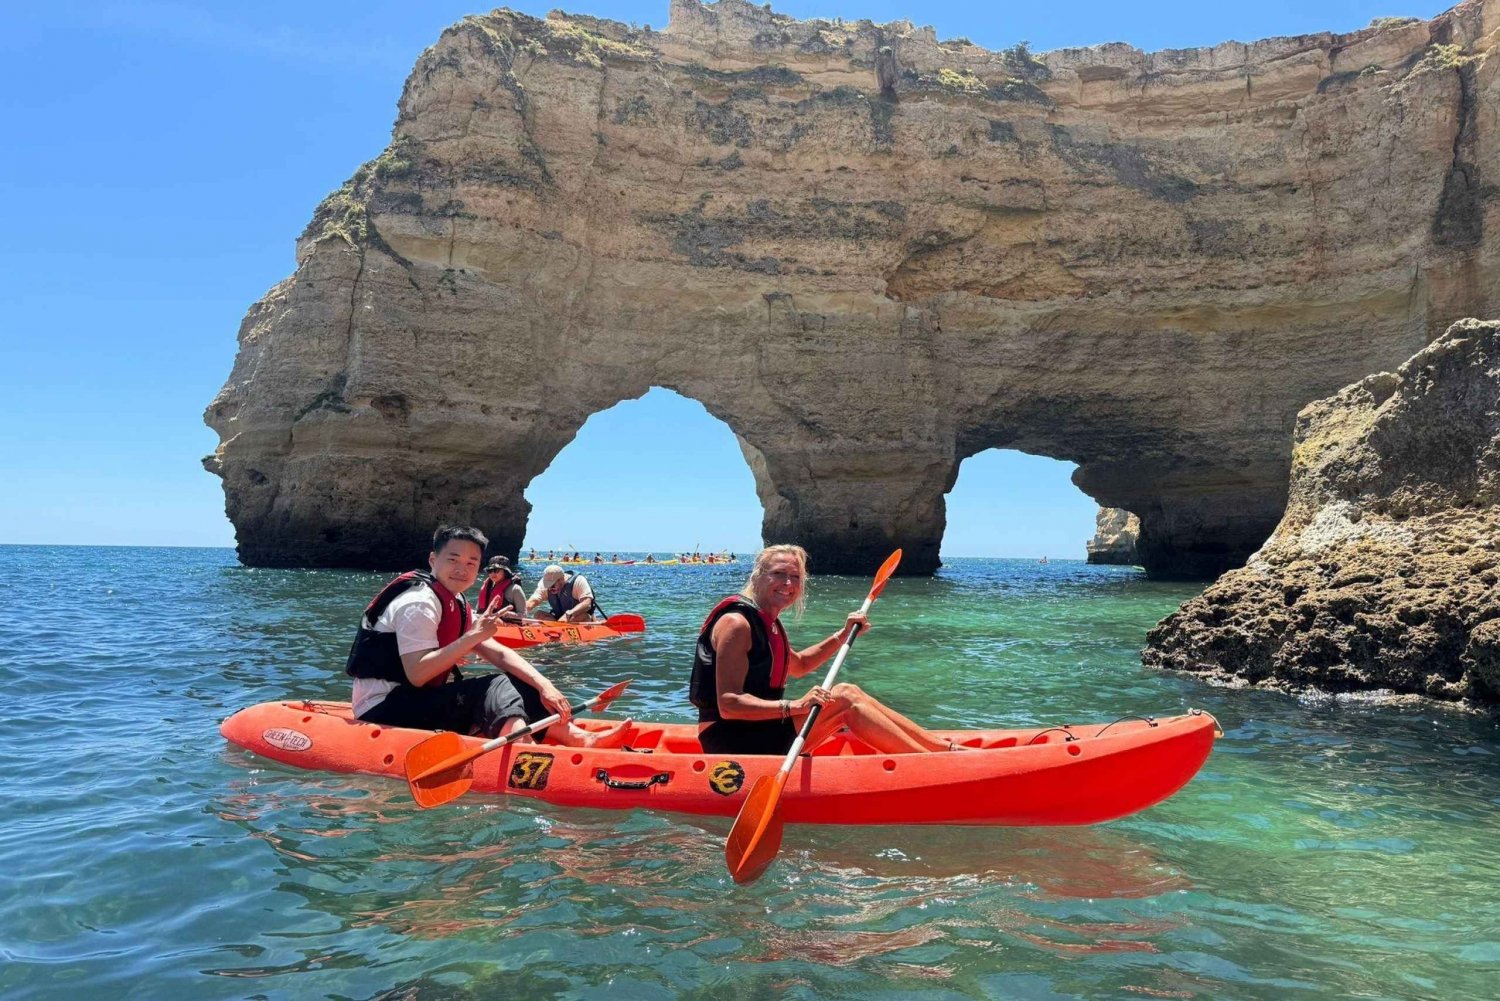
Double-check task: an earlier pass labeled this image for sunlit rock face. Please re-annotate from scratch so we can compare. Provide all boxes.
[205,0,1500,574]
[1087,508,1139,565]
[1143,319,1500,706]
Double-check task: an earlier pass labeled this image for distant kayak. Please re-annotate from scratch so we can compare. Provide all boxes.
[492,614,645,649]
[220,705,1220,826]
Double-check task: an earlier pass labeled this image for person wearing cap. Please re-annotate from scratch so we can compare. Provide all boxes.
[477,557,528,623]
[527,564,598,623]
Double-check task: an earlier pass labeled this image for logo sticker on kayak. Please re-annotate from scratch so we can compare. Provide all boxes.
[509,751,554,791]
[262,727,312,752]
[709,760,745,796]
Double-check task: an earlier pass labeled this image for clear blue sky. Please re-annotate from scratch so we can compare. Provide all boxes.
[0,0,1445,558]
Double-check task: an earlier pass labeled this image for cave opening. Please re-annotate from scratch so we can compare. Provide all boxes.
[521,387,762,558]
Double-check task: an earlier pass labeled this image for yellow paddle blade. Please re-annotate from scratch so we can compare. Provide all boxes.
[404,731,475,809]
[725,772,788,884]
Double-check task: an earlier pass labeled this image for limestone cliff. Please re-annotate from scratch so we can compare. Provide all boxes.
[1086,507,1139,565]
[1143,318,1500,706]
[205,0,1500,573]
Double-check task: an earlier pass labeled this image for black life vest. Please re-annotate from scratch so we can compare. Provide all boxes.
[689,596,788,722]
[344,570,470,687]
[547,571,583,618]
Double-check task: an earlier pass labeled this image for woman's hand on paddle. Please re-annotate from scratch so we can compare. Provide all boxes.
[794,686,831,714]
[840,610,869,639]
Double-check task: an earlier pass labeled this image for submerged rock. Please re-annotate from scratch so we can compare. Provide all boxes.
[1143,319,1500,707]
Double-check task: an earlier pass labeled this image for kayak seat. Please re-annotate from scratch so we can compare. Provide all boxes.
[620,729,663,750]
[807,732,878,756]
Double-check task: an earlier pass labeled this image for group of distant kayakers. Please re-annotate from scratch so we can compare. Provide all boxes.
[346,525,962,759]
[525,549,738,565]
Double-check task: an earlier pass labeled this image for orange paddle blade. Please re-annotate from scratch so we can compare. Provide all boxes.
[405,731,477,808]
[725,772,789,885]
[591,678,634,711]
[604,613,647,633]
[867,548,903,601]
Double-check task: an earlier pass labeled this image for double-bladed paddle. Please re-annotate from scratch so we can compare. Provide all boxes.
[725,549,903,884]
[405,679,632,808]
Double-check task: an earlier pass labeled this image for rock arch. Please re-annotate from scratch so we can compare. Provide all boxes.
[205,1,1500,576]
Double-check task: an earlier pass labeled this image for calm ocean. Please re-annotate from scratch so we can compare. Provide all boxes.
[3,544,1496,999]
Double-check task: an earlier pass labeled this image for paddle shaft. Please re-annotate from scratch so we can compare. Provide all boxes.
[409,687,617,783]
[772,599,871,777]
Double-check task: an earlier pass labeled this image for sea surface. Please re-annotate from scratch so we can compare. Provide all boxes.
[3,544,1497,1000]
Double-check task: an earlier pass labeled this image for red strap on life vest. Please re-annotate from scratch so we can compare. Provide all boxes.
[365,570,471,688]
[701,596,789,687]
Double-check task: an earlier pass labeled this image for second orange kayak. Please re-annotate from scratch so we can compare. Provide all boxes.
[493,614,645,649]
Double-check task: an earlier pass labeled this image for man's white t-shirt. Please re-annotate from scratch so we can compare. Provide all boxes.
[351,587,445,717]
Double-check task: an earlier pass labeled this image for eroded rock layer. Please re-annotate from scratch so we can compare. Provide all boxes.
[1143,318,1500,706]
[205,0,1500,573]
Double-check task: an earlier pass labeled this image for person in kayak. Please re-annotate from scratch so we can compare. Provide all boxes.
[477,557,528,623]
[526,564,599,623]
[347,525,633,748]
[691,544,960,756]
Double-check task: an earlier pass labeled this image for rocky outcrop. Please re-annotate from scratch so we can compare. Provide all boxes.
[1086,508,1140,565]
[206,0,1500,573]
[1143,319,1500,706]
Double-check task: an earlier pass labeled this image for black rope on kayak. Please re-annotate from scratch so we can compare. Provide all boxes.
[1094,715,1157,737]
[1026,727,1078,745]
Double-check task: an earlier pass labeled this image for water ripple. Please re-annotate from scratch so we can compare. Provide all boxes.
[1,546,1497,999]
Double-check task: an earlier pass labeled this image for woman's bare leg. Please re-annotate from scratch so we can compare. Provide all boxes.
[798,691,932,753]
[794,684,950,753]
[837,684,951,751]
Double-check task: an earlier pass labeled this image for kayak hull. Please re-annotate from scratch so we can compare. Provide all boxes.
[220,702,1218,826]
[491,621,623,649]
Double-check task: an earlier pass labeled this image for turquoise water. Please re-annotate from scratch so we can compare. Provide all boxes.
[3,544,1497,999]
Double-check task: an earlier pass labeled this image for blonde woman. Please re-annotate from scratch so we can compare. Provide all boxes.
[688,545,957,755]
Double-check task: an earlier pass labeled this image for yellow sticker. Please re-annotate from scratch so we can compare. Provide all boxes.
[709,760,745,796]
[509,751,554,790]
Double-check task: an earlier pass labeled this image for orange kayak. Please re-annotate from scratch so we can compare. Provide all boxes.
[220,702,1219,826]
[489,614,645,649]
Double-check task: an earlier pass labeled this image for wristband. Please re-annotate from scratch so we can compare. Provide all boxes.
[781,699,789,719]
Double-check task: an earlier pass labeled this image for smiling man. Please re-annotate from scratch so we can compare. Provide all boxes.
[345,525,633,747]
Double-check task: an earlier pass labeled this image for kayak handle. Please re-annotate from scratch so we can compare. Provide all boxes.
[1026,727,1079,745]
[1093,715,1158,737]
[594,770,672,790]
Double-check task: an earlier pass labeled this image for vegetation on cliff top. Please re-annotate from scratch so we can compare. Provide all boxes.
[1409,43,1478,76]
[302,138,420,248]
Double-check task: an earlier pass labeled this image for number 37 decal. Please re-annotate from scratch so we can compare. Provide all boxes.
[509,751,554,790]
